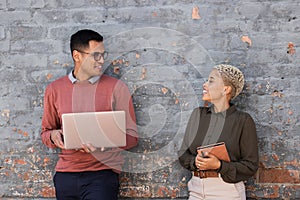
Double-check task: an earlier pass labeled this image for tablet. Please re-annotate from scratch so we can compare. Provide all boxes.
[196,142,230,162]
[62,111,126,149]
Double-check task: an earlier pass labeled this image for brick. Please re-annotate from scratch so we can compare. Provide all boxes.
[0,26,5,40]
[0,40,9,52]
[154,185,179,198]
[60,0,88,9]
[238,2,263,19]
[1,54,47,68]
[258,168,300,183]
[247,184,300,199]
[0,0,6,9]
[9,26,45,41]
[33,10,71,24]
[0,11,31,25]
[248,184,280,199]
[7,0,45,9]
[29,68,67,83]
[119,185,152,198]
[11,40,63,54]
[0,97,30,112]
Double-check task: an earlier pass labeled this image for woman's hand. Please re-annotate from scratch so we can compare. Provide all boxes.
[195,152,221,170]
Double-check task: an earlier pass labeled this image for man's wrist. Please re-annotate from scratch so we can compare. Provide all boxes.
[50,131,55,144]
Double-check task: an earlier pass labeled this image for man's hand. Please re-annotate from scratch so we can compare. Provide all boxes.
[80,144,110,153]
[50,130,65,149]
[81,143,97,153]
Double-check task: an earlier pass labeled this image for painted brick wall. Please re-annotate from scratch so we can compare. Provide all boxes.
[0,0,299,199]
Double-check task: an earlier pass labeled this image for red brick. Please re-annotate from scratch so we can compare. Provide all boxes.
[119,185,152,198]
[247,184,300,199]
[258,168,300,183]
[155,186,179,198]
[39,186,55,197]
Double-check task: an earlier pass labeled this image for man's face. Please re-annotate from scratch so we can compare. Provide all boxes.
[74,40,105,80]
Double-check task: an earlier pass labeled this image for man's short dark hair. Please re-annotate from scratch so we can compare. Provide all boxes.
[70,29,103,54]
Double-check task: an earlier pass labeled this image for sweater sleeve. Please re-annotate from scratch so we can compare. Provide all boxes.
[178,108,200,171]
[113,80,138,150]
[219,114,259,183]
[41,84,60,148]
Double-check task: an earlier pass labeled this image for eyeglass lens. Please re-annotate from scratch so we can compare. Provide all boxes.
[94,52,108,61]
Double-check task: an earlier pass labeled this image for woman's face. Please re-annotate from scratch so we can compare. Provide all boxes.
[202,69,226,103]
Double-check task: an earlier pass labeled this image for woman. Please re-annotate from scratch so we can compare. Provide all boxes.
[178,64,259,200]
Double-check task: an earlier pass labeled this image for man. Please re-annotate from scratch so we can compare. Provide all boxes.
[41,29,138,200]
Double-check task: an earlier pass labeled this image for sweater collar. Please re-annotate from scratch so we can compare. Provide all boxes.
[68,71,100,84]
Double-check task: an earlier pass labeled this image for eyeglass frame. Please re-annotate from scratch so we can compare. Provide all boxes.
[76,49,108,61]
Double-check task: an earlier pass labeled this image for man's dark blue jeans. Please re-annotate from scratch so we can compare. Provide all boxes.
[53,169,119,200]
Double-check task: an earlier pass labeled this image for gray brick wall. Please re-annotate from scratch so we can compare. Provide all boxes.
[0,0,299,199]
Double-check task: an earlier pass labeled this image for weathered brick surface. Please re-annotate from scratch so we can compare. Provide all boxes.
[0,0,299,199]
[258,168,299,183]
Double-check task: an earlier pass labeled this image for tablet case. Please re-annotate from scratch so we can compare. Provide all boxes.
[197,142,230,162]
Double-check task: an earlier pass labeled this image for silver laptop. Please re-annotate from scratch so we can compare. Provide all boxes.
[62,111,126,149]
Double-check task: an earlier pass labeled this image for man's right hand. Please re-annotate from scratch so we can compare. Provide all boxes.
[50,130,65,149]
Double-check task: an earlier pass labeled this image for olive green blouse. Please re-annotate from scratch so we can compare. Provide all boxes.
[178,104,259,183]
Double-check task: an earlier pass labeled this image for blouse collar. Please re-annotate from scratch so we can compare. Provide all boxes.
[207,104,237,117]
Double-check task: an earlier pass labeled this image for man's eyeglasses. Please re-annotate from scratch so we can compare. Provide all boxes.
[76,49,108,61]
